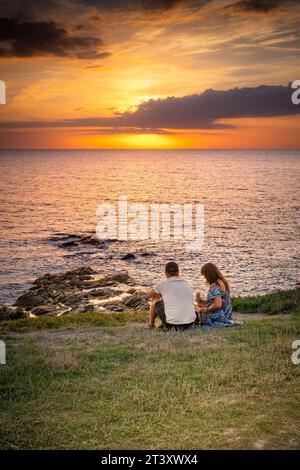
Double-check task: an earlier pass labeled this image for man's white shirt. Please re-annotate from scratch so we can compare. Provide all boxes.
[154,276,195,325]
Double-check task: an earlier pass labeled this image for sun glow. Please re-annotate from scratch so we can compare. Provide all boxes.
[116,133,174,149]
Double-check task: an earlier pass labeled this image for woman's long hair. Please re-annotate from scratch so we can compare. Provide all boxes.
[201,262,230,292]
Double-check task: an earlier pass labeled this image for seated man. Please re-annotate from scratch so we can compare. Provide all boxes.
[146,261,196,331]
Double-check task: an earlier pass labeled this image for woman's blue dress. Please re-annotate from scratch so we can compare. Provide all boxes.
[203,283,233,326]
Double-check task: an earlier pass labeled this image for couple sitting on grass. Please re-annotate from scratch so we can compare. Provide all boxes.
[146,261,237,331]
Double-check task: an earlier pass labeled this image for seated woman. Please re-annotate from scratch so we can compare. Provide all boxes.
[197,262,232,326]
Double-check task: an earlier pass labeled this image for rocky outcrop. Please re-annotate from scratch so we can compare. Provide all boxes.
[57,235,104,248]
[0,306,30,321]
[50,232,156,262]
[0,266,148,321]
[121,253,136,260]
[51,233,120,249]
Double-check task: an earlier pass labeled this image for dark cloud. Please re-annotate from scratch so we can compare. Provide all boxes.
[0,0,204,18]
[74,127,172,134]
[1,84,299,130]
[0,0,208,61]
[144,0,188,9]
[0,17,110,59]
[75,0,194,12]
[0,0,296,22]
[224,0,282,14]
[0,0,66,21]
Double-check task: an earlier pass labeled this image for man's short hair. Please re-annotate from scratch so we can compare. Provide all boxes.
[165,261,179,275]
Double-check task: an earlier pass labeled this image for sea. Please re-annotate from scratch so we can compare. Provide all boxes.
[0,149,299,306]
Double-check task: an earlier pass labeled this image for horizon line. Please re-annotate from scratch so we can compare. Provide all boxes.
[0,147,300,151]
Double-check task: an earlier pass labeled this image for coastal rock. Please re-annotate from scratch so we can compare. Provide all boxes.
[0,306,29,321]
[55,234,104,249]
[59,240,78,247]
[127,288,137,294]
[0,266,147,321]
[31,305,64,316]
[16,293,48,309]
[78,236,102,246]
[101,303,126,312]
[123,292,149,310]
[69,304,96,314]
[101,292,148,312]
[140,252,157,257]
[49,234,81,241]
[121,253,136,260]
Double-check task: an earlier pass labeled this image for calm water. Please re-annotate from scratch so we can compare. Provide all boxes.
[0,149,299,305]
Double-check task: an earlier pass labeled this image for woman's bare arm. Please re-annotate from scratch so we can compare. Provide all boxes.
[199,296,221,314]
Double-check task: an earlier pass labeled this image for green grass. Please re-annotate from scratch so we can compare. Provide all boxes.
[0,290,300,450]
[0,310,147,333]
[232,288,300,314]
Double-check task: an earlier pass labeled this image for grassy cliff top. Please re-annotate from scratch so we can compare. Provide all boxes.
[0,288,300,450]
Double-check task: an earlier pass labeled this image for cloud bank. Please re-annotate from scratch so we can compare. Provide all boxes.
[1,84,298,131]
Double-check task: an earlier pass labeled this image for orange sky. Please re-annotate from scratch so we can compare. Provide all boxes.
[0,0,300,148]
[1,115,300,149]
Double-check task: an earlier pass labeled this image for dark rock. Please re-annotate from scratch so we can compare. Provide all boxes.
[82,238,103,246]
[15,293,47,309]
[1,266,146,321]
[123,292,148,310]
[69,304,95,314]
[107,273,135,285]
[0,306,29,320]
[49,234,80,241]
[13,307,30,319]
[57,234,104,249]
[121,253,136,260]
[31,305,59,316]
[33,267,96,286]
[62,292,90,307]
[127,288,137,294]
[83,273,135,288]
[85,288,122,299]
[140,252,157,257]
[82,279,116,288]
[101,302,126,312]
[0,306,16,320]
[58,240,78,248]
[77,236,92,243]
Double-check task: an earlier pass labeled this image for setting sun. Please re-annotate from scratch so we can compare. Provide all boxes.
[117,133,174,149]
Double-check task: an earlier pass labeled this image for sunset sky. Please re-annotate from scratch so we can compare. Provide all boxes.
[0,0,300,148]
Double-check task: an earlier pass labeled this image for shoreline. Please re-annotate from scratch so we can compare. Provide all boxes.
[0,264,299,326]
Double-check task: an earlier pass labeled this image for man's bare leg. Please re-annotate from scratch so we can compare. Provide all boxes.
[148,298,158,328]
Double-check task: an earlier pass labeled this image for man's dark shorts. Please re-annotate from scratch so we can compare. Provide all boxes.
[154,300,195,331]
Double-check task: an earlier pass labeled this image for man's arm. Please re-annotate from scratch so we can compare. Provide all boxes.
[145,288,161,300]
